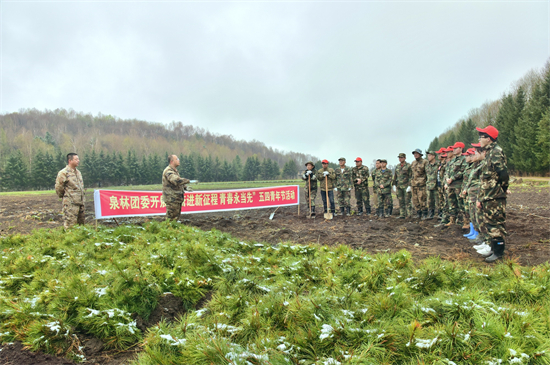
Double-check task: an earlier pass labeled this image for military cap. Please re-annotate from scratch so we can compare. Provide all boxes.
[304,161,314,167]
[427,150,436,156]
[338,157,346,161]
[380,159,387,163]
[412,148,423,155]
[397,153,406,158]
[476,125,498,140]
[322,159,329,164]
[354,157,362,162]
[452,142,465,149]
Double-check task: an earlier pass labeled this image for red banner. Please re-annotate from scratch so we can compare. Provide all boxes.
[93,185,299,219]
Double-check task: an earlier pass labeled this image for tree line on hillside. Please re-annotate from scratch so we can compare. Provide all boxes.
[427,60,550,175]
[0,109,317,179]
[0,148,313,191]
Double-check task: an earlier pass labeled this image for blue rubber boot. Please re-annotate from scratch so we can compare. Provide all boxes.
[468,230,479,240]
[463,222,474,237]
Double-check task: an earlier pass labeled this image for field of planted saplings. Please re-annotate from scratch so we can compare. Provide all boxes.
[0,180,548,364]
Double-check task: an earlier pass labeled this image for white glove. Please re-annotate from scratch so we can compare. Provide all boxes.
[406,186,411,193]
[348,188,351,191]
[323,171,329,176]
[306,170,312,175]
[334,188,338,191]
[186,187,193,192]
[302,174,307,179]
[392,186,396,192]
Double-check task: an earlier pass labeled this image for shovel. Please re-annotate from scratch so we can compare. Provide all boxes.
[308,175,312,218]
[324,175,333,220]
[269,207,280,220]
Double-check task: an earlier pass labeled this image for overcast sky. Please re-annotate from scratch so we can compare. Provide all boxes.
[1,0,548,163]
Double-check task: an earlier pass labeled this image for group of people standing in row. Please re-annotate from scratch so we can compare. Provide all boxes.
[301,125,509,262]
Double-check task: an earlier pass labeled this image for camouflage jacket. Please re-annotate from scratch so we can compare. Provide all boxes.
[437,161,446,188]
[316,167,336,191]
[372,169,381,193]
[461,163,474,193]
[410,158,428,187]
[351,165,370,189]
[426,161,438,190]
[446,156,467,188]
[162,166,190,202]
[392,162,412,189]
[479,141,509,201]
[301,169,319,190]
[464,161,482,197]
[55,166,85,205]
[377,169,393,194]
[335,166,353,190]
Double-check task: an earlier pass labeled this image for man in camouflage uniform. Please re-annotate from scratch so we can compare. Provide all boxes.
[436,148,447,218]
[351,157,371,216]
[410,148,429,219]
[476,126,509,262]
[392,153,412,219]
[55,153,85,229]
[317,159,336,215]
[302,161,318,218]
[460,149,476,229]
[335,157,353,216]
[444,142,467,227]
[377,159,393,218]
[372,159,381,210]
[424,151,438,220]
[162,155,191,221]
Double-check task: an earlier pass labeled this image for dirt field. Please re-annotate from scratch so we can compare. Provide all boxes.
[0,183,549,364]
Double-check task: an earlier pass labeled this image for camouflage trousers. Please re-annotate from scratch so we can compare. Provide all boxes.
[305,188,318,209]
[427,189,437,210]
[354,186,370,210]
[437,186,446,214]
[337,190,351,208]
[372,191,378,208]
[446,186,460,218]
[468,197,480,231]
[378,192,392,211]
[396,187,411,217]
[411,185,427,212]
[166,199,184,221]
[480,198,507,240]
[63,203,85,229]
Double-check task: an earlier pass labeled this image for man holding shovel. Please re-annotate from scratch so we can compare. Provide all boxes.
[301,161,318,218]
[316,160,336,218]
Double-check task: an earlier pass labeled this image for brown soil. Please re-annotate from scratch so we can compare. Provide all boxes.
[0,183,549,364]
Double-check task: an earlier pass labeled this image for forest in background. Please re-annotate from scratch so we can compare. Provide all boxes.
[0,110,325,191]
[427,60,549,175]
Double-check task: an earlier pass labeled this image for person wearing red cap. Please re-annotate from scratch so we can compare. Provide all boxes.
[436,148,448,219]
[476,125,509,262]
[459,149,476,230]
[463,144,485,245]
[351,157,371,216]
[443,142,468,227]
[316,160,336,216]
[424,151,438,220]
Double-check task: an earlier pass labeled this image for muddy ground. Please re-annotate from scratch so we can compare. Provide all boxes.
[0,183,549,364]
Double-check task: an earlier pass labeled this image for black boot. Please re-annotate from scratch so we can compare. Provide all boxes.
[340,207,345,217]
[331,208,336,215]
[415,210,422,219]
[486,239,505,262]
[311,206,316,218]
[389,207,393,216]
[357,206,363,216]
[366,206,371,215]
[346,207,351,216]
[377,208,383,218]
[421,210,428,220]
[384,209,390,218]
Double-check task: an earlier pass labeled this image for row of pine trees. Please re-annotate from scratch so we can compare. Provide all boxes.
[0,149,302,191]
[427,61,549,175]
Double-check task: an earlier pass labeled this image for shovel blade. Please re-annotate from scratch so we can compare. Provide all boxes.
[269,213,275,220]
[324,212,333,220]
